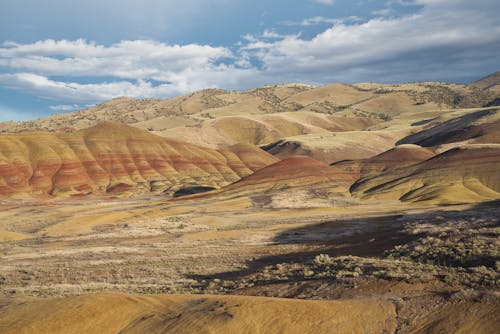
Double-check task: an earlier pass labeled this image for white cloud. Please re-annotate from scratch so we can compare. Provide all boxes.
[0,71,255,103]
[0,39,232,81]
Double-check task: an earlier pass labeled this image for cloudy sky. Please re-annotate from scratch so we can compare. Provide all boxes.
[0,0,499,121]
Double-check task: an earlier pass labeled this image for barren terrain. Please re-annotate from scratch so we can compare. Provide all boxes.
[0,78,499,333]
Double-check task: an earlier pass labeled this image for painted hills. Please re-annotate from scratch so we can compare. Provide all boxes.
[1,74,500,334]
[0,122,277,198]
[1,75,499,205]
[351,145,500,204]
[176,156,358,203]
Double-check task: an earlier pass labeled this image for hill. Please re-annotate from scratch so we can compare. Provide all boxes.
[261,130,401,164]
[174,156,358,209]
[473,71,500,90]
[1,81,497,144]
[331,144,435,176]
[397,107,500,148]
[0,122,278,198]
[350,145,500,204]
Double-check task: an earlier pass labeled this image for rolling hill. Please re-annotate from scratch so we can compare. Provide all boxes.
[331,144,435,176]
[0,122,278,198]
[350,145,500,204]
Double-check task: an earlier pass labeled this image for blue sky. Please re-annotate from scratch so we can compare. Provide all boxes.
[0,0,499,121]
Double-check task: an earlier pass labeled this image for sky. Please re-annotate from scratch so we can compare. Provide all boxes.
[0,0,499,121]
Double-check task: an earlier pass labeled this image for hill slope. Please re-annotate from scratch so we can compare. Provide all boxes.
[397,108,500,148]
[175,156,358,208]
[351,145,500,204]
[473,72,500,90]
[0,122,278,198]
[331,144,435,176]
[0,293,397,334]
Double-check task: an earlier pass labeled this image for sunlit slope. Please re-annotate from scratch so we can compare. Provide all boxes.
[262,131,401,163]
[0,293,397,334]
[397,107,500,148]
[351,145,500,204]
[0,122,278,197]
[159,112,375,148]
[2,80,496,136]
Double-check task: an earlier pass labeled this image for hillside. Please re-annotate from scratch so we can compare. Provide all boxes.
[0,293,397,334]
[397,107,500,148]
[0,122,278,198]
[351,145,500,204]
[1,81,497,149]
[331,144,435,176]
[473,71,500,90]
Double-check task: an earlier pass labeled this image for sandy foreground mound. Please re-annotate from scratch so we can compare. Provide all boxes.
[351,145,500,204]
[0,293,396,334]
[0,122,278,198]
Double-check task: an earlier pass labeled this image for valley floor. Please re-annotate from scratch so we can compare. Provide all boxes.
[0,195,498,333]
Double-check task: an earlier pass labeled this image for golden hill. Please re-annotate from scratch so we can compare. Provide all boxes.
[351,145,500,204]
[473,71,500,90]
[1,81,496,139]
[158,112,375,149]
[0,122,278,198]
[261,130,401,164]
[0,292,397,334]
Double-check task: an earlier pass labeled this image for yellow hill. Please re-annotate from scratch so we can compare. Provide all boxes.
[351,145,500,204]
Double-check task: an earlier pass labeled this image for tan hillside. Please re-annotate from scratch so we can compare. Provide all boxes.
[261,130,401,164]
[351,145,500,204]
[156,112,375,148]
[0,122,278,198]
[1,81,496,138]
[473,71,500,90]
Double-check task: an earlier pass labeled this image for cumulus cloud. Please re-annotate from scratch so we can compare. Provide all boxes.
[0,0,498,107]
[244,0,500,83]
[0,40,257,103]
[0,39,232,81]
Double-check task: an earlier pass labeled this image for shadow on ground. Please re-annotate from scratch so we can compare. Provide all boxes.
[189,201,500,283]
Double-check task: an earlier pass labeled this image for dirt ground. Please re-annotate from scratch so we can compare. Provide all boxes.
[0,195,498,333]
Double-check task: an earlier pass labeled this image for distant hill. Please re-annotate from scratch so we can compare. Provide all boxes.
[1,81,497,149]
[473,71,500,89]
[1,78,500,201]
